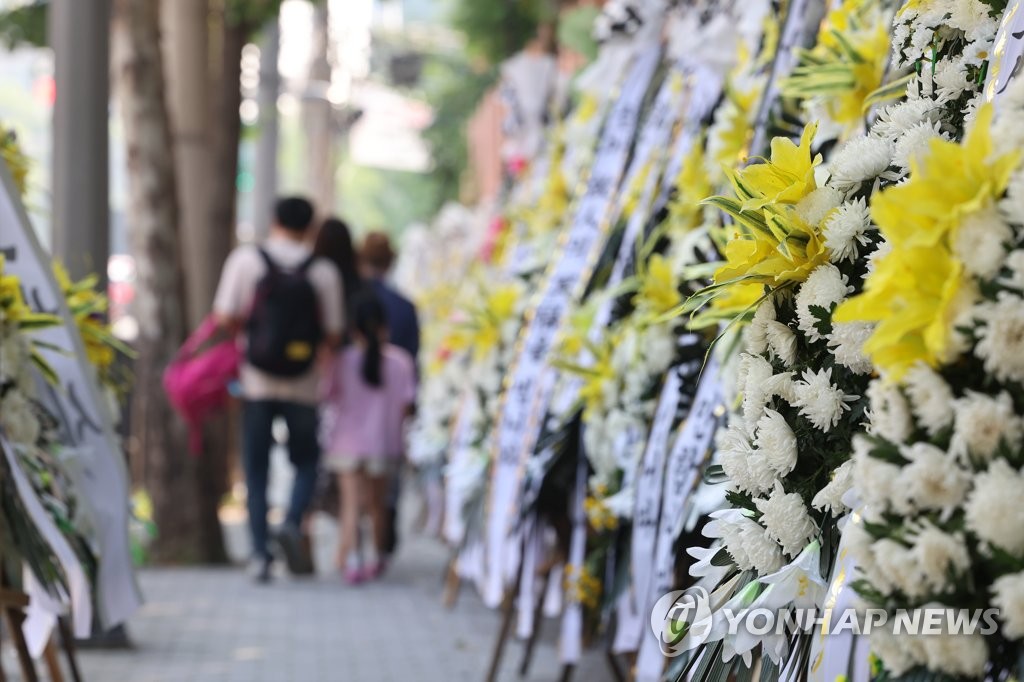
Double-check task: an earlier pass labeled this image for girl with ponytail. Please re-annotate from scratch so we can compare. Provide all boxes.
[321,290,417,584]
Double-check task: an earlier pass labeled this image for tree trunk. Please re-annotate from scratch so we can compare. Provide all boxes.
[252,19,280,240]
[160,0,211,331]
[208,6,249,274]
[113,0,201,563]
[304,4,334,215]
[188,5,255,565]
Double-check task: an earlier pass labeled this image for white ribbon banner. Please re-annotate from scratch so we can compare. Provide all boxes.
[749,0,824,155]
[443,390,478,546]
[807,512,871,682]
[986,0,1024,106]
[484,45,662,609]
[613,367,684,654]
[0,164,142,627]
[559,453,590,664]
[636,362,724,682]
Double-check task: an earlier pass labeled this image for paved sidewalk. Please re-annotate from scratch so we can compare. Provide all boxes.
[76,520,613,682]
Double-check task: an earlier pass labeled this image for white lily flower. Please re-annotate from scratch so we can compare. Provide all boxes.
[755,541,827,611]
[731,542,827,664]
[687,544,733,593]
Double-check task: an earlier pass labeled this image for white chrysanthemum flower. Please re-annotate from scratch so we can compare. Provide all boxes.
[845,517,881,580]
[911,523,970,593]
[867,379,913,444]
[0,391,41,447]
[933,56,972,103]
[965,459,1024,554]
[755,481,817,557]
[755,409,798,477]
[999,249,1024,289]
[795,187,844,226]
[795,264,852,342]
[0,332,29,385]
[892,22,911,59]
[822,197,872,262]
[996,73,1024,116]
[921,629,988,677]
[872,538,926,599]
[992,571,1024,640]
[718,520,751,570]
[828,136,893,192]
[745,298,776,355]
[811,460,853,515]
[853,435,908,515]
[718,423,776,496]
[950,390,1024,463]
[764,320,797,367]
[975,293,1024,383]
[892,121,945,170]
[953,205,1013,278]
[1001,169,1024,225]
[763,371,797,405]
[899,442,971,517]
[717,513,785,574]
[909,27,939,66]
[792,367,858,432]
[866,238,892,276]
[640,324,677,376]
[872,98,939,140]
[827,321,874,375]
[903,364,954,437]
[738,353,776,431]
[739,517,786,575]
[949,0,999,40]
[869,623,927,676]
[987,104,1024,151]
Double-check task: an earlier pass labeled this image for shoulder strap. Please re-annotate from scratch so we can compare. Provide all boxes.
[296,253,318,274]
[257,247,281,274]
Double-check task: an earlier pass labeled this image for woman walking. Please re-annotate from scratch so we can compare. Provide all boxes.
[320,291,416,583]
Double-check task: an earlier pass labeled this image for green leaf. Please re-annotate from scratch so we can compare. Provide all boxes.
[29,349,59,385]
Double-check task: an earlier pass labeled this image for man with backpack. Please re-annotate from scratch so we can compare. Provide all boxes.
[214,197,343,582]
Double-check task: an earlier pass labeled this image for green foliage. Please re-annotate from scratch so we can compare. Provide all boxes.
[337,159,446,236]
[420,52,497,205]
[557,5,599,62]
[450,0,545,65]
[0,1,47,50]
[225,0,283,32]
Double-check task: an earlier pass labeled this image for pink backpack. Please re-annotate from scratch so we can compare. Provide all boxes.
[163,316,241,454]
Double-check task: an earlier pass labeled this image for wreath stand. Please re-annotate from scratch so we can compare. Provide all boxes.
[0,564,83,682]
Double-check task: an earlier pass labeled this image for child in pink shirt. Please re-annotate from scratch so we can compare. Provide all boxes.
[321,291,416,583]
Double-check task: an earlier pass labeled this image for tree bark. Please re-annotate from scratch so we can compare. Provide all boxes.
[252,19,280,240]
[160,0,211,331]
[113,0,202,563]
[304,4,334,216]
[207,14,248,267]
[187,5,256,566]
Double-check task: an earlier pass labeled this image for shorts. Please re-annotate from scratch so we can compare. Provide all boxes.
[324,454,397,477]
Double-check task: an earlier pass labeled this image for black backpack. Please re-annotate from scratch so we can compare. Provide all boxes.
[246,248,324,376]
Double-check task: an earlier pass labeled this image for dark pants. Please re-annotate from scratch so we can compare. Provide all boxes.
[242,400,320,560]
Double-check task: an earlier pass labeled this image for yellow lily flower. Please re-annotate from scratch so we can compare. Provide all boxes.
[835,105,1017,379]
[0,126,29,198]
[871,105,1020,250]
[667,136,712,234]
[731,121,821,211]
[835,246,969,378]
[634,254,682,318]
